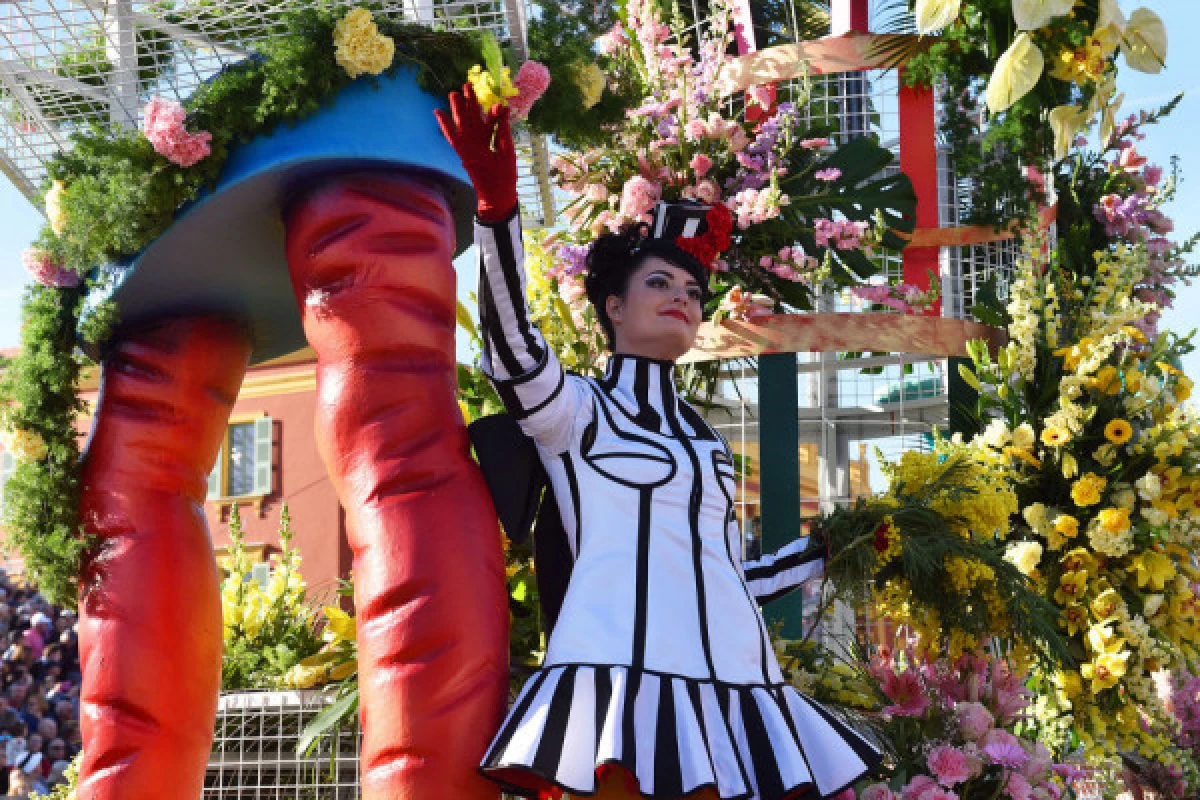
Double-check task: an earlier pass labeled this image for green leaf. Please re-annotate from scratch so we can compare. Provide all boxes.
[297,686,359,758]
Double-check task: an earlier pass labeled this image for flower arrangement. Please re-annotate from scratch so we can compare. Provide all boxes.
[220,503,323,690]
[547,0,916,322]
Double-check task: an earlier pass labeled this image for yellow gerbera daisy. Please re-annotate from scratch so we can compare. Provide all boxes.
[1042,426,1071,447]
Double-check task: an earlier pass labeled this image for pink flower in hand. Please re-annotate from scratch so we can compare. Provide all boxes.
[510,60,551,119]
[928,745,971,787]
[141,95,211,167]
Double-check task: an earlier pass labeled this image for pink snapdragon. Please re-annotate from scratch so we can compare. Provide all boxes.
[815,167,843,182]
[718,287,774,322]
[814,218,868,250]
[20,248,81,288]
[800,137,831,149]
[596,21,629,56]
[141,95,212,168]
[509,60,551,120]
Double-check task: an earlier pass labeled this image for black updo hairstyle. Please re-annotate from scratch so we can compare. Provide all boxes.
[583,221,713,350]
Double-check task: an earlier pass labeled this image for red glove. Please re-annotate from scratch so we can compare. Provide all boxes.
[435,82,519,223]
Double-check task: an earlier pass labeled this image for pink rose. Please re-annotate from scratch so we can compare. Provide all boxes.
[694,179,720,204]
[955,701,994,741]
[928,745,971,787]
[690,153,713,176]
[685,119,709,141]
[862,784,896,800]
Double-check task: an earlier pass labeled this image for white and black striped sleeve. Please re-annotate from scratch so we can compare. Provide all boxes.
[742,536,824,605]
[476,209,591,454]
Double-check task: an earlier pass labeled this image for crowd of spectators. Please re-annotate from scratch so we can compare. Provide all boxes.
[0,575,82,797]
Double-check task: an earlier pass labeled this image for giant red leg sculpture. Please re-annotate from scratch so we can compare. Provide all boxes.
[284,172,508,800]
[76,316,252,800]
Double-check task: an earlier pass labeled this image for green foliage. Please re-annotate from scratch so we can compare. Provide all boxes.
[524,0,640,149]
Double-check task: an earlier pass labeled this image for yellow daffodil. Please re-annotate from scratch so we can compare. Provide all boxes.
[914,0,961,34]
[1081,650,1130,693]
[1012,0,1074,32]
[1071,473,1107,507]
[1041,426,1071,447]
[1121,7,1167,74]
[1130,551,1176,590]
[1048,104,1091,161]
[1105,419,1133,445]
[986,32,1044,113]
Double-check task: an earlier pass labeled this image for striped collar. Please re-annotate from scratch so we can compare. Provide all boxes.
[598,353,680,433]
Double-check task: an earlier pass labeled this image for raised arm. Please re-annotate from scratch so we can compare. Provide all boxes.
[437,84,590,453]
[741,525,825,605]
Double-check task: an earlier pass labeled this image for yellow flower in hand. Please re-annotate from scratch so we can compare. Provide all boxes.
[468,64,519,113]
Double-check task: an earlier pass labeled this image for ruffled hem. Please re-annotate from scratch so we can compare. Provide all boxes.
[481,665,881,800]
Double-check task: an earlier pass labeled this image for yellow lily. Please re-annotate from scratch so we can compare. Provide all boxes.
[1012,0,1074,32]
[986,32,1044,113]
[914,0,961,34]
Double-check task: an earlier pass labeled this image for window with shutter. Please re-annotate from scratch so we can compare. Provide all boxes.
[0,451,14,506]
[204,414,274,505]
[252,416,273,496]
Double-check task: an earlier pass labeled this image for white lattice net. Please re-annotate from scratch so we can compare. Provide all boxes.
[0,0,554,225]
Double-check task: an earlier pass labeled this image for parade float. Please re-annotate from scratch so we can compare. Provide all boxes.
[0,0,1194,798]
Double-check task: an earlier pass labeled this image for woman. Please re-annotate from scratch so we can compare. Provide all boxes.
[438,84,879,800]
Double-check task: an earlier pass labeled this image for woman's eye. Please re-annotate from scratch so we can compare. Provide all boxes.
[687,288,703,302]
[647,276,668,288]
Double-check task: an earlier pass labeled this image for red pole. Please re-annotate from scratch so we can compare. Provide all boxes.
[899,74,941,303]
[77,316,251,800]
[284,172,508,800]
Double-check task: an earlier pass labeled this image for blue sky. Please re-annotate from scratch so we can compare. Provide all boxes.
[0,1,1195,378]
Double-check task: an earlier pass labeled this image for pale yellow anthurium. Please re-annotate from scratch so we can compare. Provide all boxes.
[986,32,1044,113]
[1012,0,1074,31]
[1121,8,1167,74]
[1097,0,1126,34]
[1048,104,1091,161]
[914,0,961,34]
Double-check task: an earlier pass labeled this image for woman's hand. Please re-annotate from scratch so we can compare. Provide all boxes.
[435,82,518,223]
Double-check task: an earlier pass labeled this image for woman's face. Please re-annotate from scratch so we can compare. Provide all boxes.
[605,256,704,361]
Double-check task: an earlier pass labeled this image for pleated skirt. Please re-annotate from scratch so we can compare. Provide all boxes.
[481,665,881,800]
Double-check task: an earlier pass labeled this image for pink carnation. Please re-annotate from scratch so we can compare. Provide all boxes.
[955,701,994,741]
[619,175,661,219]
[928,746,971,787]
[141,95,211,168]
[21,248,81,288]
[690,153,713,177]
[509,60,551,120]
[1005,773,1033,800]
[862,784,896,800]
[902,776,938,800]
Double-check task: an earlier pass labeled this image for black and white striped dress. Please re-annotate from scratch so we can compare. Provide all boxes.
[475,209,879,800]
